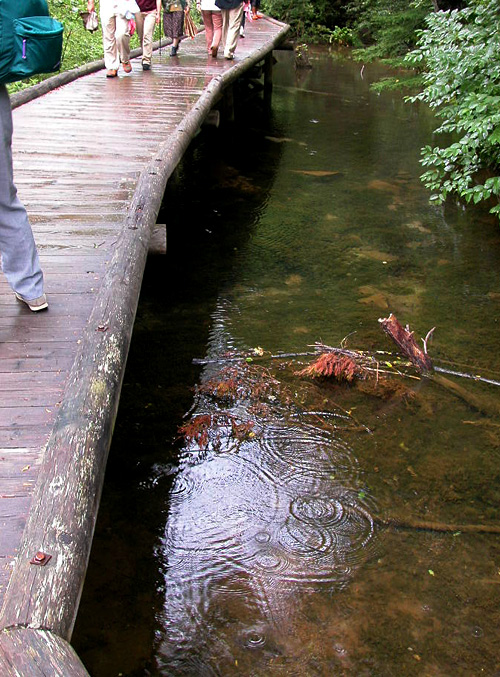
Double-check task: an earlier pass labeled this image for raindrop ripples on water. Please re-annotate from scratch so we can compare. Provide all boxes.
[158,413,378,636]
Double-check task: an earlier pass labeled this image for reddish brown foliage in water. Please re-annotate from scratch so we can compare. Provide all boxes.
[178,414,212,448]
[178,413,254,449]
[198,364,293,405]
[297,353,361,383]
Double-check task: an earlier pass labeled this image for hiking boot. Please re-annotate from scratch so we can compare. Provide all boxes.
[170,45,178,56]
[211,45,218,58]
[142,62,151,70]
[15,293,48,312]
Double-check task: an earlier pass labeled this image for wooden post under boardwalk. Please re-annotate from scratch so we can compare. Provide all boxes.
[0,15,290,674]
[264,52,274,91]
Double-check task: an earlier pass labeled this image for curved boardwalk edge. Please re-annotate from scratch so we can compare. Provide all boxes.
[0,18,290,673]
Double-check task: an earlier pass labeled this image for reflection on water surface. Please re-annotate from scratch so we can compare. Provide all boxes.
[73,47,500,676]
[156,352,378,673]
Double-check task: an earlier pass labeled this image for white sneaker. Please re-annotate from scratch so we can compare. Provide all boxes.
[15,292,48,312]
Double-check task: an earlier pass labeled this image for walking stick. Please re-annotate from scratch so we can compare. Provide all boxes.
[158,5,162,56]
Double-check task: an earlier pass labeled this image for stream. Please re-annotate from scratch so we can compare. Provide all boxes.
[72,47,500,676]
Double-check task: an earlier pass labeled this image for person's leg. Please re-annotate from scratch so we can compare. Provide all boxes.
[163,10,171,39]
[142,10,157,64]
[212,11,223,53]
[224,2,244,59]
[136,10,145,48]
[239,6,245,37]
[164,11,178,54]
[100,11,120,71]
[169,11,184,54]
[0,86,45,304]
[202,10,214,52]
[115,13,131,66]
[221,8,229,47]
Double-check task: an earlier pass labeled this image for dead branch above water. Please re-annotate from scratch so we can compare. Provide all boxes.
[378,313,500,418]
[378,313,433,374]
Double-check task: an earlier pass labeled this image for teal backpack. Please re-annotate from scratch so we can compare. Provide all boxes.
[0,0,64,84]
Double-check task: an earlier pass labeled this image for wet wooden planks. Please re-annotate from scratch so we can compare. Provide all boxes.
[0,14,289,671]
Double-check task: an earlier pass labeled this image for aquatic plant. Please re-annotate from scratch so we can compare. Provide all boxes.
[178,413,254,450]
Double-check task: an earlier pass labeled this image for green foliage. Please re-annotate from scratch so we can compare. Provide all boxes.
[49,0,104,68]
[261,0,347,40]
[8,0,105,92]
[348,0,433,61]
[405,0,500,216]
[370,73,424,93]
[326,26,355,46]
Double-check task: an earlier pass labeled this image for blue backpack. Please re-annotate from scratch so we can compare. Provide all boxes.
[0,0,64,84]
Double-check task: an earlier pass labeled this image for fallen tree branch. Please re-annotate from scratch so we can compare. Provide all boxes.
[378,313,500,417]
[378,313,433,374]
[378,516,500,535]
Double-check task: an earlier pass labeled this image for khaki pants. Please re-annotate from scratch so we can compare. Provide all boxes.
[136,10,157,64]
[221,3,244,59]
[100,2,131,70]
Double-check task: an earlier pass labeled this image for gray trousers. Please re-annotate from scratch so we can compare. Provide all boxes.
[0,84,44,300]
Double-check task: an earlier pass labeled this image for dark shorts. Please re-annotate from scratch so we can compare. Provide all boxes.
[163,10,184,39]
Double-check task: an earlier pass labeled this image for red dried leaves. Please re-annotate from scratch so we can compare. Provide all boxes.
[178,413,254,449]
[297,352,361,383]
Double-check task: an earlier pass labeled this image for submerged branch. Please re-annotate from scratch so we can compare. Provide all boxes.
[192,351,316,365]
[434,365,500,388]
[378,516,500,536]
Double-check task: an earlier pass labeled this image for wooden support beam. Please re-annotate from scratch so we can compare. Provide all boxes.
[221,85,235,123]
[264,52,274,92]
[148,223,167,256]
[273,39,294,51]
[201,109,220,128]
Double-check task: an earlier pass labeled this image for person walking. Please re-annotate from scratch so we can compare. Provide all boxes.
[0,86,47,311]
[136,0,161,69]
[87,0,137,77]
[161,0,190,57]
[250,0,261,18]
[197,0,222,58]
[215,0,244,60]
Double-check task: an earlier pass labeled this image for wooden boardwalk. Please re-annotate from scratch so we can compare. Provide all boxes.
[0,15,289,673]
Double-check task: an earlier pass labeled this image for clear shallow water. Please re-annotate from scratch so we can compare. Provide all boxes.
[73,48,500,676]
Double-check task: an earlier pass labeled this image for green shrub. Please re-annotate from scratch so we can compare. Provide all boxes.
[405,0,500,217]
[261,0,347,40]
[349,0,433,61]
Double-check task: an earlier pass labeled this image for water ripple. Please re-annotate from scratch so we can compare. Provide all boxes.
[258,421,360,484]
